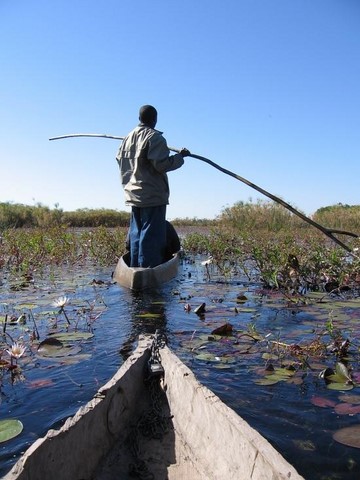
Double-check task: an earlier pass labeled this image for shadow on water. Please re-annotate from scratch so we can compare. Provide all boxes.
[119,288,170,360]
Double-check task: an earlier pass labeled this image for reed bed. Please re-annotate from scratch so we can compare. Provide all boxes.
[1,200,360,295]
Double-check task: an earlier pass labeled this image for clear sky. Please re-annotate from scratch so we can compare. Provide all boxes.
[1,0,360,220]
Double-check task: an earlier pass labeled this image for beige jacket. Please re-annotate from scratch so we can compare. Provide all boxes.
[116,124,184,207]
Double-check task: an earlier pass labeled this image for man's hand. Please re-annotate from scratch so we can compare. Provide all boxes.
[179,148,191,157]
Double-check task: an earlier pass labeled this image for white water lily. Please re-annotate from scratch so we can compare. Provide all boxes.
[201,256,213,266]
[6,342,26,360]
[52,296,69,308]
[52,296,71,324]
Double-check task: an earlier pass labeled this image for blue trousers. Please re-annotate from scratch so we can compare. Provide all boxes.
[129,205,167,267]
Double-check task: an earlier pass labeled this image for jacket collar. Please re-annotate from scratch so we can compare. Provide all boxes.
[138,123,163,134]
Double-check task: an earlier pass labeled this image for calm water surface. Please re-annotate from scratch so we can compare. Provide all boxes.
[1,257,360,479]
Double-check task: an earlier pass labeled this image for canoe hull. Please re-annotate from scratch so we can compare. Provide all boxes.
[113,252,180,290]
[5,336,304,480]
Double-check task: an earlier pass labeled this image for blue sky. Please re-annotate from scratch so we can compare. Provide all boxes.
[1,0,360,220]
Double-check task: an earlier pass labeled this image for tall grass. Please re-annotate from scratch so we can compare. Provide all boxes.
[0,203,130,229]
[313,203,360,232]
[183,200,360,292]
[0,203,213,230]
[0,226,127,274]
[1,200,360,294]
[218,199,360,236]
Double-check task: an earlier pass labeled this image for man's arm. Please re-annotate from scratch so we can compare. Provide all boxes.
[148,133,189,173]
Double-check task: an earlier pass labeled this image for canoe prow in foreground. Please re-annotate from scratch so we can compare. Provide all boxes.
[113,252,180,290]
[5,335,304,480]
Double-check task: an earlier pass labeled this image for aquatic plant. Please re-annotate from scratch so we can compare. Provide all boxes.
[5,342,26,359]
[182,213,360,297]
[5,342,26,365]
[53,295,70,324]
[0,226,127,279]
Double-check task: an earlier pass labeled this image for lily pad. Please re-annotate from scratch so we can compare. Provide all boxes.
[207,334,223,341]
[286,376,304,386]
[38,345,82,358]
[14,303,38,310]
[327,382,353,391]
[273,367,295,378]
[195,353,236,364]
[338,394,360,405]
[253,377,280,386]
[38,337,63,352]
[333,424,360,448]
[195,352,218,362]
[311,396,337,408]
[0,419,23,443]
[37,337,82,358]
[213,363,234,370]
[334,403,360,415]
[325,362,352,384]
[211,323,233,335]
[51,332,94,342]
[262,353,279,360]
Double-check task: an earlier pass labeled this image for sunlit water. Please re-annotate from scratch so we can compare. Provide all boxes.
[1,257,360,479]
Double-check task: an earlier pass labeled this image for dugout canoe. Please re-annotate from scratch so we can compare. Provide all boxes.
[5,335,304,480]
[113,251,180,290]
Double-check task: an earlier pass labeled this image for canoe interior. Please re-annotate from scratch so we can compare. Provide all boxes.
[5,336,304,480]
[113,251,180,290]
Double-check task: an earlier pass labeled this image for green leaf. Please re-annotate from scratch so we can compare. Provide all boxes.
[14,303,38,310]
[51,332,94,342]
[253,377,280,386]
[38,345,82,358]
[262,353,279,360]
[213,364,234,370]
[37,337,82,358]
[195,353,218,362]
[0,419,23,443]
[335,362,352,382]
[327,382,353,391]
[273,367,295,377]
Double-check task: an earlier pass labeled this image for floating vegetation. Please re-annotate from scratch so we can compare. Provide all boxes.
[333,425,360,448]
[0,267,108,389]
[0,420,23,444]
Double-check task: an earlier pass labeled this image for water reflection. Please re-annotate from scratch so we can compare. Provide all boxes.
[119,289,170,359]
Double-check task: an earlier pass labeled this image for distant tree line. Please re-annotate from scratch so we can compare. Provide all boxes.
[0,202,216,229]
[218,200,360,234]
[2,201,359,233]
[0,203,130,229]
[313,203,360,232]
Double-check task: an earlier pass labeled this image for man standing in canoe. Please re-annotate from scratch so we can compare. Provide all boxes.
[116,105,190,267]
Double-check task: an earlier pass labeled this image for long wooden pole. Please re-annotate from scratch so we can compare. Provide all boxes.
[49,133,358,254]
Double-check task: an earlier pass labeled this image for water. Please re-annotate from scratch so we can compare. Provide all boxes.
[1,257,360,479]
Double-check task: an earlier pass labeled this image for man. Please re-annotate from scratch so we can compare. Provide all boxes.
[116,105,190,267]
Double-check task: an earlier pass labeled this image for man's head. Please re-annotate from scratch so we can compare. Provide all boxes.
[139,105,157,128]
